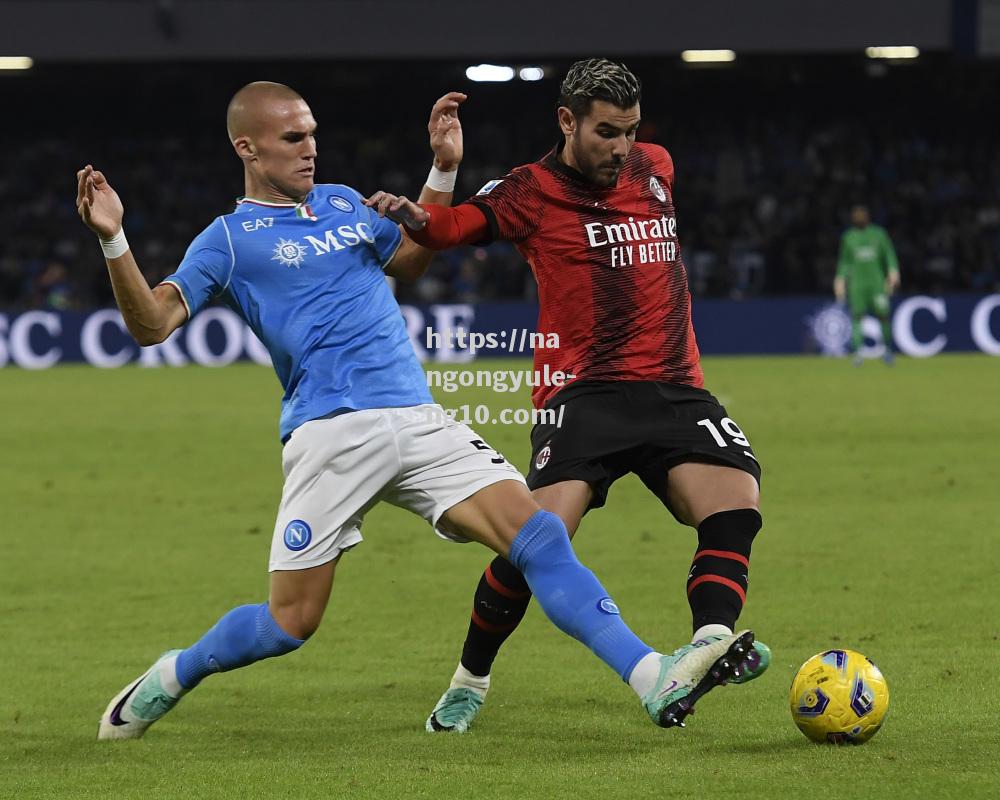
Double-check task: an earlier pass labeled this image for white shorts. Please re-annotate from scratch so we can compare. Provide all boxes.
[268,404,526,571]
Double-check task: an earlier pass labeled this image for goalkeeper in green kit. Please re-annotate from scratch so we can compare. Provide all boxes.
[834,204,900,365]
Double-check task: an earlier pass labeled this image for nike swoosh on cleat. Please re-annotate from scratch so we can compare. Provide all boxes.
[109,679,144,726]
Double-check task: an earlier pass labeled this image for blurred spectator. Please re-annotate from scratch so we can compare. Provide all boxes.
[2,56,998,308]
[32,262,73,309]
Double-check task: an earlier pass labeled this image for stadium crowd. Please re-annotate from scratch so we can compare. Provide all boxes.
[3,57,998,310]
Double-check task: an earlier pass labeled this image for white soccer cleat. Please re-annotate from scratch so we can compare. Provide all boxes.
[98,650,185,741]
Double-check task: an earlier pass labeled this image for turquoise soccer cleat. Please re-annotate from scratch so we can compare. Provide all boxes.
[723,637,770,685]
[425,687,486,733]
[98,650,185,740]
[689,634,771,685]
[642,630,757,728]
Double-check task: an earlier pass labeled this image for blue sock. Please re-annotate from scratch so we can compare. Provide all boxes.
[508,510,653,681]
[175,602,304,690]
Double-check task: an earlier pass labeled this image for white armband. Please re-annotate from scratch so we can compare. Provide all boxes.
[99,228,130,259]
[425,165,458,193]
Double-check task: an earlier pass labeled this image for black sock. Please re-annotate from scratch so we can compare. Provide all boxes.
[686,509,762,634]
[460,556,533,677]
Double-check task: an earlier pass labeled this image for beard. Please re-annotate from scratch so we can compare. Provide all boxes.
[571,140,623,186]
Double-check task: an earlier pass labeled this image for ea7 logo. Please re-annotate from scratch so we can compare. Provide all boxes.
[304,224,376,255]
[241,217,274,232]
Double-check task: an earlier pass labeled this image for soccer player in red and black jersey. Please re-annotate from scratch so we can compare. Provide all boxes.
[368,59,770,733]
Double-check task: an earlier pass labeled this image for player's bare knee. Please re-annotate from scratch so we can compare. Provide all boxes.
[269,598,325,640]
[443,479,541,551]
[676,479,760,527]
[274,610,322,641]
[531,480,591,537]
[724,486,761,515]
[692,494,760,528]
[704,473,759,519]
[481,506,541,552]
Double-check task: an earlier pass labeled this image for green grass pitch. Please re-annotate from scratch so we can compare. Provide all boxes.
[2,354,998,799]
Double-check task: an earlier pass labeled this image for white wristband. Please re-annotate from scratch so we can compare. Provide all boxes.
[426,164,458,193]
[99,228,130,259]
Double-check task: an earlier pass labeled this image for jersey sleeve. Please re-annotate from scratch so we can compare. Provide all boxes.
[879,227,899,274]
[648,143,676,193]
[407,203,490,250]
[160,217,234,319]
[836,234,850,278]
[353,188,403,267]
[467,167,542,244]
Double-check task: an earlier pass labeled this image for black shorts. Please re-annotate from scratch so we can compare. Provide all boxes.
[526,381,762,514]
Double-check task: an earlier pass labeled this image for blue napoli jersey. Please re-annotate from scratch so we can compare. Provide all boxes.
[162,184,432,440]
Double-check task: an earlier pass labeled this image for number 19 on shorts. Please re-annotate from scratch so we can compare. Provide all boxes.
[697,417,751,449]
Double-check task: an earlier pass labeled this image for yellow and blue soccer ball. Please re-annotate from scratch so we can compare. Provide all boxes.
[789,649,889,744]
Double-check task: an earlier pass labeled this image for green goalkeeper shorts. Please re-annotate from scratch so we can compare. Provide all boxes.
[848,284,889,317]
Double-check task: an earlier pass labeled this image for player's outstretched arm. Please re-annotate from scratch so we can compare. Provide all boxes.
[367,192,430,231]
[419,91,465,207]
[882,230,901,294]
[834,237,848,303]
[76,165,187,345]
[366,192,489,250]
[833,276,846,303]
[381,92,467,281]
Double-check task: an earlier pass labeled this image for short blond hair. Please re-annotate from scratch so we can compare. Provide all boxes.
[558,58,641,117]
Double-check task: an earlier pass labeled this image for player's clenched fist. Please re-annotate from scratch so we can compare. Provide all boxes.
[76,164,124,240]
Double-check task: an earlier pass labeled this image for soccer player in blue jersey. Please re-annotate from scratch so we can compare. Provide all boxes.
[78,82,756,739]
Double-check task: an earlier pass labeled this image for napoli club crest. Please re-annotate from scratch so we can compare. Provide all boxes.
[329,195,355,213]
[283,519,312,551]
[649,176,666,202]
[597,597,620,615]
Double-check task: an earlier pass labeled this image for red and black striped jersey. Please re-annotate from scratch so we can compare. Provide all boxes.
[468,141,704,409]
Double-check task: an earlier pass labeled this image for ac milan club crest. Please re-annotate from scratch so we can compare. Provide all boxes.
[649,176,666,202]
[535,444,552,470]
